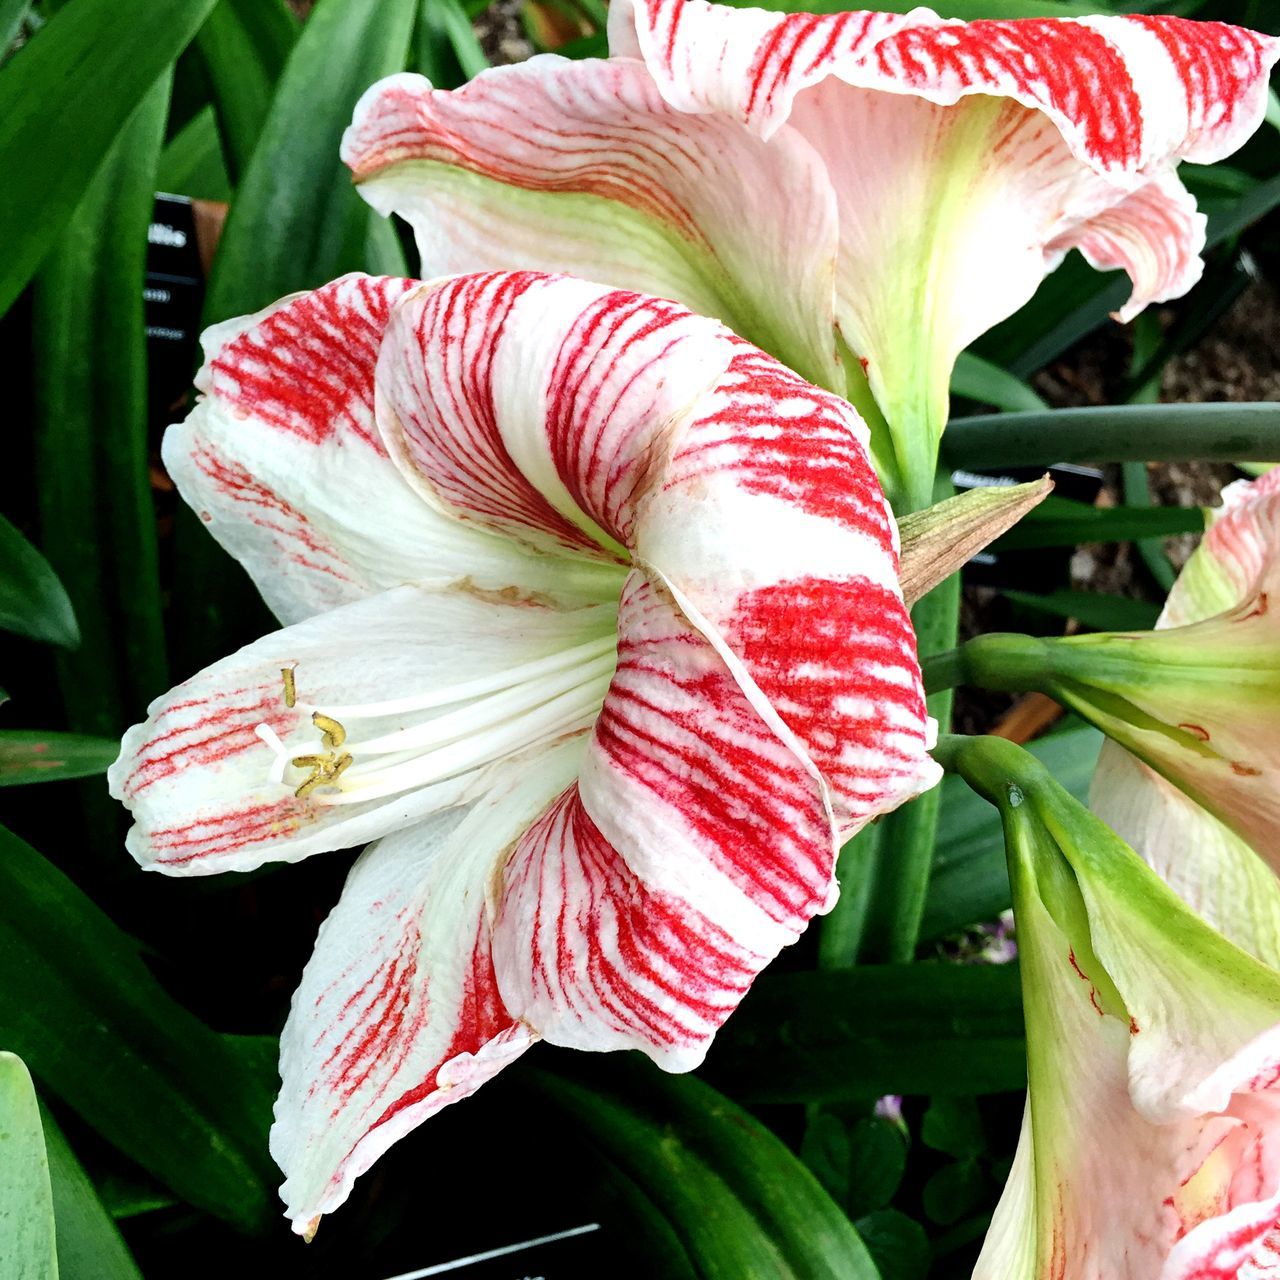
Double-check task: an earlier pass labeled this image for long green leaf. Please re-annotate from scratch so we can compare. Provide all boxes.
[203,0,415,324]
[705,964,1026,1102]
[195,0,297,181]
[0,824,275,1229]
[532,1061,881,1279]
[32,75,171,735]
[942,401,1280,469]
[416,0,488,86]
[42,1105,142,1280]
[951,351,1048,413]
[155,103,232,202]
[921,725,1102,942]
[0,1053,57,1280]
[0,732,120,787]
[0,513,78,648]
[993,498,1204,550]
[1001,589,1161,632]
[0,0,219,317]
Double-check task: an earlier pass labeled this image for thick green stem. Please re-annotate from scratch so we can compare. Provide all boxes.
[943,401,1280,469]
[921,647,967,694]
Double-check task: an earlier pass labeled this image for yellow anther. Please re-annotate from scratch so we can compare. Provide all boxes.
[281,667,297,709]
[312,713,347,750]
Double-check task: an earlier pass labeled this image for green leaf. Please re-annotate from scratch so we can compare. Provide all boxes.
[42,1104,142,1280]
[0,732,120,787]
[32,73,171,735]
[1002,588,1161,632]
[921,1097,985,1159]
[0,0,219,317]
[847,1118,908,1219]
[203,0,415,325]
[921,724,1102,942]
[854,1209,930,1280]
[857,550,959,962]
[706,964,1026,1102]
[0,513,78,648]
[943,401,1280,470]
[993,497,1205,550]
[800,1112,851,1206]
[0,1053,57,1280]
[951,351,1048,413]
[195,0,297,181]
[533,1059,881,1279]
[0,824,275,1229]
[155,104,232,202]
[416,0,488,87]
[921,1160,986,1227]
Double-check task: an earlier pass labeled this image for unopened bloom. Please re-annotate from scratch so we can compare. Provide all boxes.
[959,469,1280,938]
[1091,468,1280,967]
[941,736,1280,1280]
[109,271,937,1231]
[341,4,1278,502]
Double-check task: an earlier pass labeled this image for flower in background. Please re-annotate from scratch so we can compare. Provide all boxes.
[109,270,938,1232]
[1090,468,1280,968]
[942,736,1280,1280]
[341,4,1278,505]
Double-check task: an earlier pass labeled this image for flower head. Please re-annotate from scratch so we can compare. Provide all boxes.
[1090,468,1280,967]
[941,736,1280,1280]
[341,5,1278,502]
[109,270,938,1231]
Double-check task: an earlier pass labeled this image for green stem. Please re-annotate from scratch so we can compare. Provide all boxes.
[921,647,967,694]
[943,401,1280,469]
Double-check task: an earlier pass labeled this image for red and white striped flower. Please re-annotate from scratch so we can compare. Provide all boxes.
[109,271,938,1232]
[342,3,1278,502]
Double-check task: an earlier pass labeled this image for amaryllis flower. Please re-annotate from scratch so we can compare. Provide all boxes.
[108,270,938,1231]
[941,736,1280,1279]
[1091,468,1280,968]
[340,3,1278,504]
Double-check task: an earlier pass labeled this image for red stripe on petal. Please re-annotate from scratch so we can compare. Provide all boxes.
[1128,17,1276,157]
[874,20,1144,169]
[383,272,611,556]
[544,289,730,546]
[666,343,892,539]
[725,576,930,821]
[206,274,416,451]
[594,576,835,925]
[497,784,762,1057]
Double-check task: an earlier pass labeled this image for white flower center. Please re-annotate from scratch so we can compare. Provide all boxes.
[254,633,618,805]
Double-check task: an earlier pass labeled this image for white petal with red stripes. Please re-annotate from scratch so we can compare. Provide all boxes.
[345,7,1278,493]
[113,270,937,1231]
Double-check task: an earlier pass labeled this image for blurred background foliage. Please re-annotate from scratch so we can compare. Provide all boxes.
[0,0,1277,1276]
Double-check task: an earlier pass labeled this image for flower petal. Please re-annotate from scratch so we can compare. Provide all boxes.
[614,0,1278,444]
[109,583,615,874]
[342,62,842,390]
[1163,467,1280,628]
[493,573,833,1069]
[1091,742,1280,971]
[616,2,1279,165]
[978,861,1280,1279]
[271,740,583,1232]
[169,273,567,625]
[641,340,940,830]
